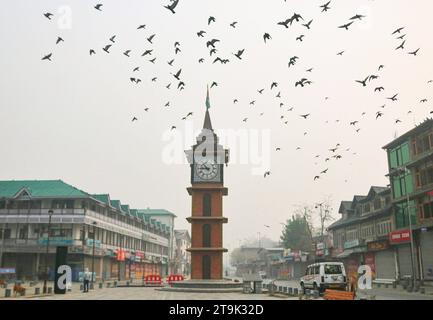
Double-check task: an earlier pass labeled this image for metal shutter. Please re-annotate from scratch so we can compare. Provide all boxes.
[398,244,413,278]
[420,231,433,280]
[375,250,396,280]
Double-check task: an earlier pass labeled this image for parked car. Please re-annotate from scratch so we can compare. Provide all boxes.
[300,262,347,293]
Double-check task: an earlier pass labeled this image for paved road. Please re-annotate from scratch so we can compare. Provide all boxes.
[262,278,433,300]
[10,286,294,300]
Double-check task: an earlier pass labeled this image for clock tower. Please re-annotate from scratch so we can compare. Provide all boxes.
[184,90,229,280]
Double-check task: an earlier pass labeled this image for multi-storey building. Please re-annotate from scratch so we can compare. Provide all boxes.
[174,230,191,276]
[383,118,433,282]
[328,186,395,281]
[0,180,175,281]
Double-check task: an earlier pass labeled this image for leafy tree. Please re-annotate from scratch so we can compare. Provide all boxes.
[280,212,314,252]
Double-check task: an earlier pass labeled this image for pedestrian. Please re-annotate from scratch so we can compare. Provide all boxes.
[83,268,90,293]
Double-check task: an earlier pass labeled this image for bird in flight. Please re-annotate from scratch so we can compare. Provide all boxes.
[123,50,131,57]
[132,117,138,122]
[264,171,271,178]
[141,49,153,56]
[258,88,265,94]
[137,24,146,30]
[395,40,406,50]
[338,21,354,30]
[302,20,313,29]
[300,114,311,119]
[102,44,111,53]
[420,99,428,103]
[206,39,220,48]
[172,69,182,80]
[147,34,156,44]
[387,94,398,101]
[296,35,305,42]
[109,35,116,43]
[210,82,218,88]
[375,87,385,92]
[233,49,245,60]
[167,59,174,66]
[337,50,345,56]
[164,0,179,14]
[149,58,156,64]
[271,82,278,90]
[320,1,331,12]
[408,48,420,56]
[230,21,238,28]
[376,111,384,119]
[263,33,272,43]
[197,30,206,37]
[277,18,291,29]
[350,14,365,20]
[378,65,385,71]
[314,176,320,181]
[44,12,53,20]
[355,76,369,87]
[41,53,52,61]
[94,4,103,11]
[56,37,64,45]
[392,27,405,35]
[89,49,96,56]
[208,16,216,25]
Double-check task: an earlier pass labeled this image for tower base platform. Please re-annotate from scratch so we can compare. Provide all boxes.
[156,279,244,293]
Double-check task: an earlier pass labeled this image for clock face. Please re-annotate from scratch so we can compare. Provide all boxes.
[196,161,219,180]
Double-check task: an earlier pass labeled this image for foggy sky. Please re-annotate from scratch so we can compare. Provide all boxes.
[1,1,432,259]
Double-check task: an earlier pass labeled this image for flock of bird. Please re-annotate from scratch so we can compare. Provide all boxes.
[40,1,432,182]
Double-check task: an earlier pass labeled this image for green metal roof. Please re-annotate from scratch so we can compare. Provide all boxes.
[137,208,177,217]
[110,200,122,212]
[0,180,89,199]
[92,194,111,206]
[121,204,130,215]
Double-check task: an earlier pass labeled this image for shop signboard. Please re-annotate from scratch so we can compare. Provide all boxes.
[367,240,389,251]
[344,239,360,249]
[389,229,411,244]
[38,237,74,246]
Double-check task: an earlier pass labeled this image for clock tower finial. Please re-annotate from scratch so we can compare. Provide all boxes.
[203,86,213,130]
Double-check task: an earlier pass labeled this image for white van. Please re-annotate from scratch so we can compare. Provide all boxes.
[300,262,347,293]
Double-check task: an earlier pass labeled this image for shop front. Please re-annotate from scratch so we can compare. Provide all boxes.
[390,229,418,280]
[367,240,395,280]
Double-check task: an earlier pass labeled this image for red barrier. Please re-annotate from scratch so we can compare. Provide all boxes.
[167,274,185,285]
[145,275,162,286]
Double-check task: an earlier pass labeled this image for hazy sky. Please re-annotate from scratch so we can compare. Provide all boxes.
[1,1,432,258]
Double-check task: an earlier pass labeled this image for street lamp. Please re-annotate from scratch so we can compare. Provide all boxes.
[91,221,97,287]
[43,209,53,294]
[397,166,417,290]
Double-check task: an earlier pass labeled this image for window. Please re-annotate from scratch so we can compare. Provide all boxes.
[377,220,391,236]
[421,202,433,220]
[325,264,342,274]
[374,198,382,210]
[389,142,410,168]
[392,172,413,198]
[0,228,11,239]
[395,201,416,229]
[202,224,211,247]
[18,227,28,239]
[203,194,212,216]
[363,203,371,213]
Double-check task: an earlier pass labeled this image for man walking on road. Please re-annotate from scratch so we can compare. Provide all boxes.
[83,268,90,293]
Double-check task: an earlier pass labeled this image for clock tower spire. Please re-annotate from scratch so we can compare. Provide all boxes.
[184,89,229,280]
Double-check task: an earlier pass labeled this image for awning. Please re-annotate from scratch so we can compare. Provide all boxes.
[337,249,354,258]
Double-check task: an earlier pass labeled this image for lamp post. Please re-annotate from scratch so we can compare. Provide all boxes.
[91,221,97,286]
[43,209,53,294]
[398,166,417,290]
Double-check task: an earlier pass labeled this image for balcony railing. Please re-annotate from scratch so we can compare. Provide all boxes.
[0,208,85,215]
